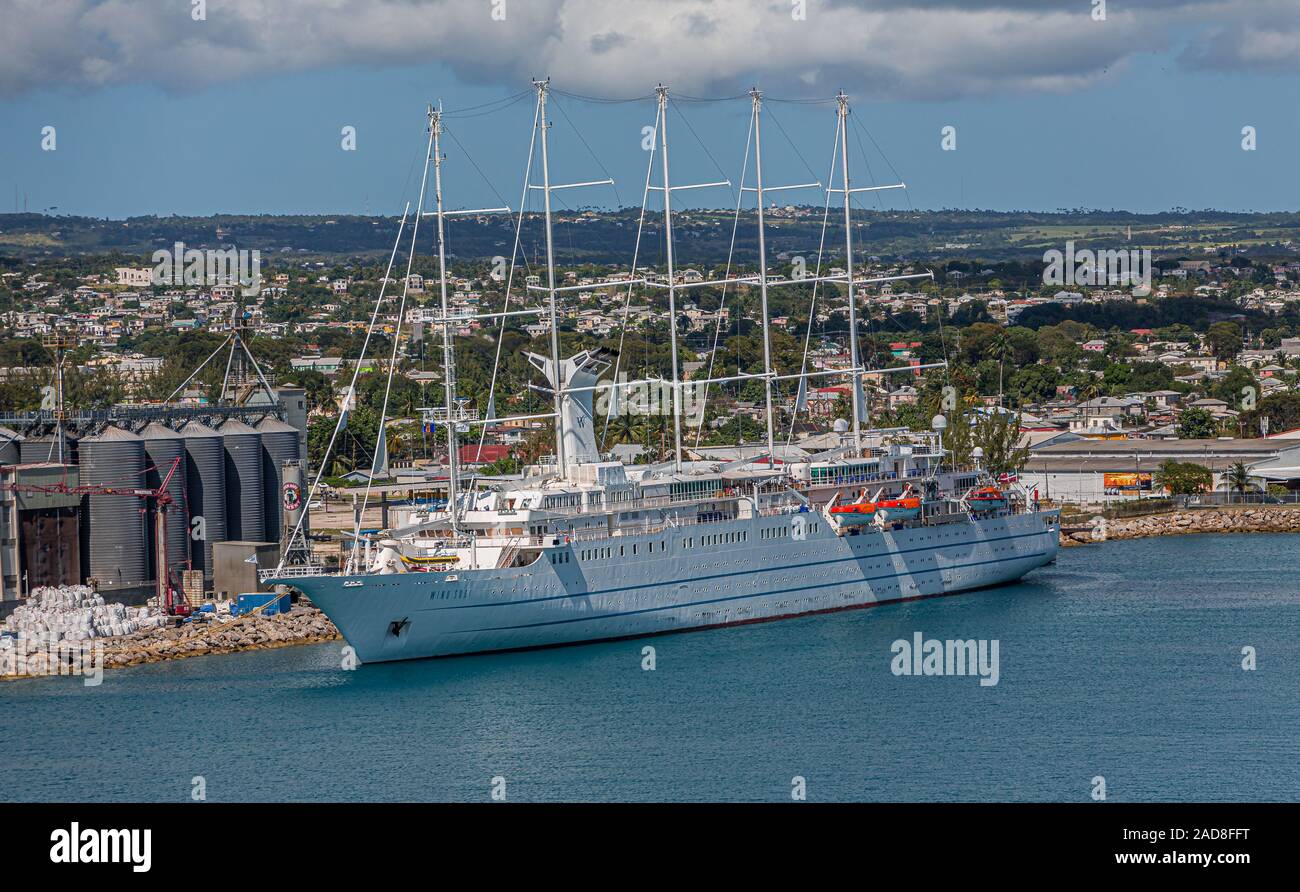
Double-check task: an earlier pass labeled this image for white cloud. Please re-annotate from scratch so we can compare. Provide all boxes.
[0,0,1292,100]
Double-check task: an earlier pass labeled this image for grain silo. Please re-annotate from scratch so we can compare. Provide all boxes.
[220,418,264,542]
[20,433,74,464]
[181,420,226,577]
[0,425,23,466]
[257,416,300,543]
[79,425,148,587]
[141,422,189,578]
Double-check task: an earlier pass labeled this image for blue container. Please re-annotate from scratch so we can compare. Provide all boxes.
[236,593,290,617]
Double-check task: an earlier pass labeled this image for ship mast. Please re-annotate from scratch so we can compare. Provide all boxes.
[749,88,777,469]
[430,106,461,534]
[535,79,568,477]
[655,85,686,472]
[837,91,865,456]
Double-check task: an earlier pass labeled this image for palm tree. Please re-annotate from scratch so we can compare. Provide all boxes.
[1225,461,1253,503]
[989,332,1013,407]
[605,411,646,447]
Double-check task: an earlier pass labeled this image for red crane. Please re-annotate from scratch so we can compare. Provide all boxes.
[2,455,190,615]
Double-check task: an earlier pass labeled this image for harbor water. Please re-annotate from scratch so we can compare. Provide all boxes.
[3,533,1297,802]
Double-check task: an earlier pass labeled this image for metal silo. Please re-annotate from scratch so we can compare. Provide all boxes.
[257,416,300,543]
[20,433,74,464]
[220,418,264,542]
[181,421,226,577]
[0,425,22,466]
[141,422,189,578]
[79,425,148,587]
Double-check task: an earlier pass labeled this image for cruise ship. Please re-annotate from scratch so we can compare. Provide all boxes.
[267,83,1060,662]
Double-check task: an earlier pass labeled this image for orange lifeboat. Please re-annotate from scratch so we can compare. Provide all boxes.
[967,486,1007,512]
[829,501,877,526]
[874,496,922,522]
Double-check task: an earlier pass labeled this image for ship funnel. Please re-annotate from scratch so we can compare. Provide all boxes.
[527,348,612,471]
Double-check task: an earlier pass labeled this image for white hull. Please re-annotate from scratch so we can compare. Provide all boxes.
[284,510,1059,663]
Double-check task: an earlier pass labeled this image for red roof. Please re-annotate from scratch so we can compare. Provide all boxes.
[459,444,512,464]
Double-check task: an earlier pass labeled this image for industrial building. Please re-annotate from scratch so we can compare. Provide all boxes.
[1022,438,1300,504]
[0,388,308,607]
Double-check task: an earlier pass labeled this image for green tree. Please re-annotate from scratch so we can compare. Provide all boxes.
[1176,407,1219,439]
[972,410,1030,478]
[1205,321,1242,360]
[1224,461,1253,499]
[943,406,975,469]
[1154,460,1213,495]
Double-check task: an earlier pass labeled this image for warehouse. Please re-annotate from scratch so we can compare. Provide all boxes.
[1022,438,1300,504]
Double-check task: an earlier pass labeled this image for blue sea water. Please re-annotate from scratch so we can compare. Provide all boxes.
[3,533,1297,802]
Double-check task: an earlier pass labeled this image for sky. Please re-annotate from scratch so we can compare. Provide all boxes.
[2,0,1300,218]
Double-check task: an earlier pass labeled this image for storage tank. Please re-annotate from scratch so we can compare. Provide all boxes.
[220,418,264,542]
[181,420,227,577]
[257,416,300,542]
[79,425,148,586]
[20,432,74,464]
[141,422,189,578]
[0,425,23,466]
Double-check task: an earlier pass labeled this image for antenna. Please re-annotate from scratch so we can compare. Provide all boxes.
[41,329,77,463]
[219,306,277,405]
[163,307,277,407]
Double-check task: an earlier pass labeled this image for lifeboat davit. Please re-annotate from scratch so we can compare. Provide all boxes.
[874,496,922,523]
[966,486,1007,513]
[829,501,877,526]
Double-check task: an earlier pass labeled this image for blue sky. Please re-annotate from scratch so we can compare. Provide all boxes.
[2,0,1299,217]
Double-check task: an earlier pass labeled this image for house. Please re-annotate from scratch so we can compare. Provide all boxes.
[459,444,512,468]
[1077,396,1145,422]
[115,267,153,288]
[1188,397,1234,418]
[1132,390,1182,410]
[887,386,918,409]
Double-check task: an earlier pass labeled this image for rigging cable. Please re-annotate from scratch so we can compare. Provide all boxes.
[274,203,411,574]
[601,95,660,450]
[353,117,438,569]
[786,114,841,446]
[691,110,754,451]
[551,95,622,206]
[476,92,543,459]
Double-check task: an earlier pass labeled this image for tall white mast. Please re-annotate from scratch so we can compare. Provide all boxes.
[535,79,568,476]
[750,88,777,469]
[655,85,685,473]
[837,90,864,455]
[430,105,460,534]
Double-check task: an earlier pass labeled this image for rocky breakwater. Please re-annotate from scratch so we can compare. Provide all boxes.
[1060,505,1300,546]
[100,606,341,669]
